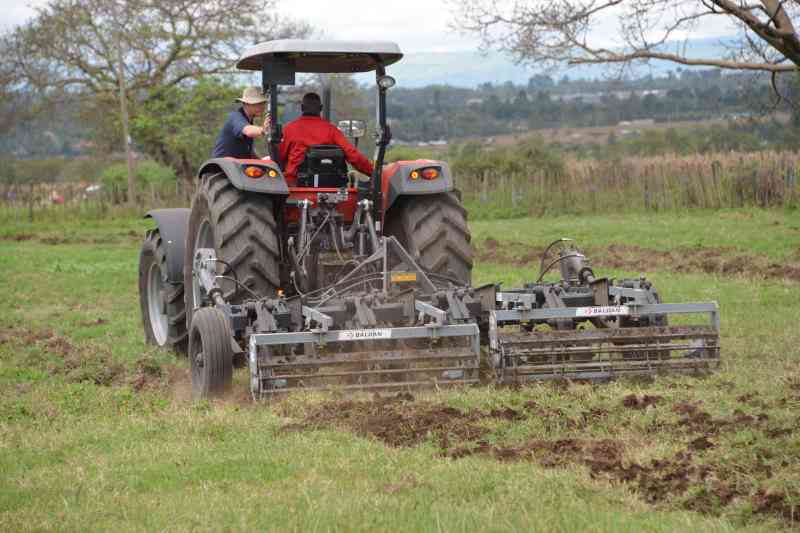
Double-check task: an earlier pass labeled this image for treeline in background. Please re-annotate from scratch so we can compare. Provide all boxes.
[3,142,798,223]
[3,0,799,223]
[2,69,799,221]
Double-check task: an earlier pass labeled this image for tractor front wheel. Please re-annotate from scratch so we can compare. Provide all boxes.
[189,307,233,399]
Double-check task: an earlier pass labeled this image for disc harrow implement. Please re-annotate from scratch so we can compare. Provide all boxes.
[247,293,481,399]
[491,302,720,383]
[488,240,720,383]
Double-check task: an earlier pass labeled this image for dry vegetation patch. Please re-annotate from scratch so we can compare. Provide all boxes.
[1,229,141,245]
[478,238,800,281]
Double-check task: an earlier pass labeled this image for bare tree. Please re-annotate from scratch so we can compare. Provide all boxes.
[1,0,310,199]
[451,0,800,74]
[4,0,309,96]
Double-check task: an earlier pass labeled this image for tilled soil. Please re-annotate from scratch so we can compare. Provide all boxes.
[285,391,799,525]
[283,392,490,448]
[477,239,800,282]
[0,324,148,388]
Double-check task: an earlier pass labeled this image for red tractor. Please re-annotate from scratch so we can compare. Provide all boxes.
[139,40,720,400]
[139,40,479,398]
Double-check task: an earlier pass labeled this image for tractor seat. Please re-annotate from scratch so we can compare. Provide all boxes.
[296,145,348,188]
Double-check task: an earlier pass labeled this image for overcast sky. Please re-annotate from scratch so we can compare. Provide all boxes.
[1,0,739,56]
[0,0,479,52]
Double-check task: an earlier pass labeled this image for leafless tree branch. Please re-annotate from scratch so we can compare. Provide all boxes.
[1,0,311,99]
[450,0,800,74]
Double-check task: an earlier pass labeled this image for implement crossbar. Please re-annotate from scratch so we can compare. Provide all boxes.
[250,324,480,348]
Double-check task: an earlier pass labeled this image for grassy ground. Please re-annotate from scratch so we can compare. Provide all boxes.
[1,208,799,531]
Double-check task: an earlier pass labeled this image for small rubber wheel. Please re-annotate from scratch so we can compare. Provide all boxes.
[189,307,233,399]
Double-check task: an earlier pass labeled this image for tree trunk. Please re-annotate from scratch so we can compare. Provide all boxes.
[28,182,34,223]
[117,44,136,208]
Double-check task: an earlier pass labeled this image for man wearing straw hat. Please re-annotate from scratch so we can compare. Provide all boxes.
[212,86,269,159]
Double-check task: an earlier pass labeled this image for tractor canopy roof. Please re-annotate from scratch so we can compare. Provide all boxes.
[236,40,403,73]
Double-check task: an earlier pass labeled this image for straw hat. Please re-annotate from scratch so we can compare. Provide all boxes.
[236,86,267,105]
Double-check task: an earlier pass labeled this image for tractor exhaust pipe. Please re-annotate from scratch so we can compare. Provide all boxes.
[370,62,392,234]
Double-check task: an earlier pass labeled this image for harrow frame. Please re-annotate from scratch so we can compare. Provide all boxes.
[490,299,720,383]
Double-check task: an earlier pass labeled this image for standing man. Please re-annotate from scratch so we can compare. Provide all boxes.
[212,87,268,159]
[278,92,374,180]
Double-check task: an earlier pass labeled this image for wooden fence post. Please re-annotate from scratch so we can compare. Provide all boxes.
[28,182,34,223]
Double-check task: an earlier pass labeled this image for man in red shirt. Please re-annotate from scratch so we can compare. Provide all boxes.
[278,93,374,182]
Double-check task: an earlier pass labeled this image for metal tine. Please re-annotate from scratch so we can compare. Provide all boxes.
[514,357,720,371]
[496,316,720,383]
[259,350,479,369]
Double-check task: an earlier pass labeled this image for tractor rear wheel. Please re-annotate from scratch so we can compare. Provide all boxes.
[189,307,233,399]
[384,192,473,285]
[139,229,188,353]
[183,172,281,323]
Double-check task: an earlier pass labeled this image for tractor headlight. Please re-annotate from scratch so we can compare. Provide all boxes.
[377,75,396,90]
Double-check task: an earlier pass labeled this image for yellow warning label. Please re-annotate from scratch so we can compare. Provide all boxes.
[390,272,417,283]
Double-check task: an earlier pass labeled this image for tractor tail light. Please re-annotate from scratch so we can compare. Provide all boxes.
[421,167,440,180]
[243,166,265,178]
[410,170,420,180]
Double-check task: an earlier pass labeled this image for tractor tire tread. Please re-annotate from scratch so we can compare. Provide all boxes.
[385,192,473,285]
[189,307,233,398]
[139,229,188,354]
[184,172,281,322]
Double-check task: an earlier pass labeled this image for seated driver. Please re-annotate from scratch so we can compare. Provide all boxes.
[278,92,374,181]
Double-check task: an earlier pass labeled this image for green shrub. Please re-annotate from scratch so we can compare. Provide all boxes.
[58,157,112,183]
[0,158,17,184]
[11,158,63,184]
[449,137,565,180]
[385,145,440,163]
[100,160,175,190]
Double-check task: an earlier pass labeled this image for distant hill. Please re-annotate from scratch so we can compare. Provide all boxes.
[362,36,738,88]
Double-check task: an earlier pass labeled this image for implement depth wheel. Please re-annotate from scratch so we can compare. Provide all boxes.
[139,229,188,354]
[189,307,233,399]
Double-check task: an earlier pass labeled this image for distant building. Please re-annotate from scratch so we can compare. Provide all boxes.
[618,119,655,127]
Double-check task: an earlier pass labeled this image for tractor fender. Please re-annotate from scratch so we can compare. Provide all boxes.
[382,160,454,210]
[144,208,190,283]
[198,157,289,195]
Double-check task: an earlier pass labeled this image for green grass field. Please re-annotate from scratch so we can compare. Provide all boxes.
[1,207,799,532]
